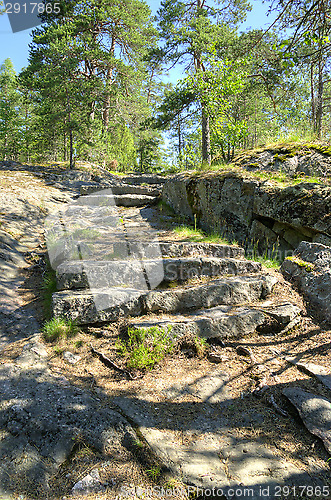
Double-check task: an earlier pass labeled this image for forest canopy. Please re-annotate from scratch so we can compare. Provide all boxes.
[1,0,331,171]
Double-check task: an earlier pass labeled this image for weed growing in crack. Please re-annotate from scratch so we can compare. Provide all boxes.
[146,465,161,480]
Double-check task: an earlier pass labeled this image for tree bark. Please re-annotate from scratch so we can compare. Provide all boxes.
[195,0,211,166]
[315,57,324,139]
[201,105,211,164]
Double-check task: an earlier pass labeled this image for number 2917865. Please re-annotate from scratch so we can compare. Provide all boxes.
[4,2,60,14]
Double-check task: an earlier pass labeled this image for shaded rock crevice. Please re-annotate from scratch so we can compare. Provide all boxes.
[162,172,331,255]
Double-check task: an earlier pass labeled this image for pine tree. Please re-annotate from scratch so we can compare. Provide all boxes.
[156,0,251,165]
[0,59,22,160]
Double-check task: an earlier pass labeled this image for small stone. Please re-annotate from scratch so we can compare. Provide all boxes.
[208,352,223,363]
[71,469,105,496]
[236,346,253,357]
[63,351,81,364]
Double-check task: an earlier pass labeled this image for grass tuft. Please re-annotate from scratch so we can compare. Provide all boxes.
[43,317,78,342]
[116,326,175,370]
[173,225,237,245]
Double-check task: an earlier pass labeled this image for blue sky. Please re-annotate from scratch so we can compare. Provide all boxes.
[0,0,276,75]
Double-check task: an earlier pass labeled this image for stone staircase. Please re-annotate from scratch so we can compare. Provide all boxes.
[50,175,301,340]
[45,173,331,499]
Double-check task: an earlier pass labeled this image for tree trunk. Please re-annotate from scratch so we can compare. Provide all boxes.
[63,132,67,161]
[201,106,211,165]
[177,114,182,162]
[315,57,323,139]
[69,129,74,170]
[195,0,211,166]
[310,62,315,131]
[65,86,74,169]
[3,133,7,161]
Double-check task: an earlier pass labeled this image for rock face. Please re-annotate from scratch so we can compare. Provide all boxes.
[281,241,331,322]
[233,143,331,178]
[162,172,331,255]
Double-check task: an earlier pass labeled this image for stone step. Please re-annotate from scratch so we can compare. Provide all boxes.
[130,302,301,340]
[117,174,166,185]
[48,239,244,270]
[55,257,262,291]
[72,193,158,207]
[143,274,277,313]
[52,274,277,324]
[159,242,244,259]
[52,287,142,324]
[80,183,161,197]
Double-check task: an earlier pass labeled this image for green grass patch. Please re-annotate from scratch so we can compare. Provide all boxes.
[43,317,78,342]
[116,326,175,370]
[173,225,236,246]
[146,465,162,480]
[246,240,282,269]
[250,255,281,269]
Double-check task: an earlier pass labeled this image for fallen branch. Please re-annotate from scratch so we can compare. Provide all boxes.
[268,394,288,418]
[90,344,140,380]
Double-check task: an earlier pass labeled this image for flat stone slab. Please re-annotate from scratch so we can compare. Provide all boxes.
[285,358,331,392]
[113,367,312,499]
[80,183,161,197]
[131,302,300,340]
[71,193,158,207]
[159,241,244,259]
[52,275,278,324]
[114,194,159,206]
[0,347,135,497]
[283,387,331,454]
[144,274,277,314]
[118,173,166,185]
[56,257,262,291]
[48,238,245,270]
[52,287,143,323]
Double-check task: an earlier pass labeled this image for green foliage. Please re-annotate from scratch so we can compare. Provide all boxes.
[116,326,175,370]
[146,465,161,480]
[17,0,159,167]
[246,239,282,269]
[193,335,209,358]
[173,224,235,245]
[0,59,22,160]
[43,317,78,342]
[184,56,249,162]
